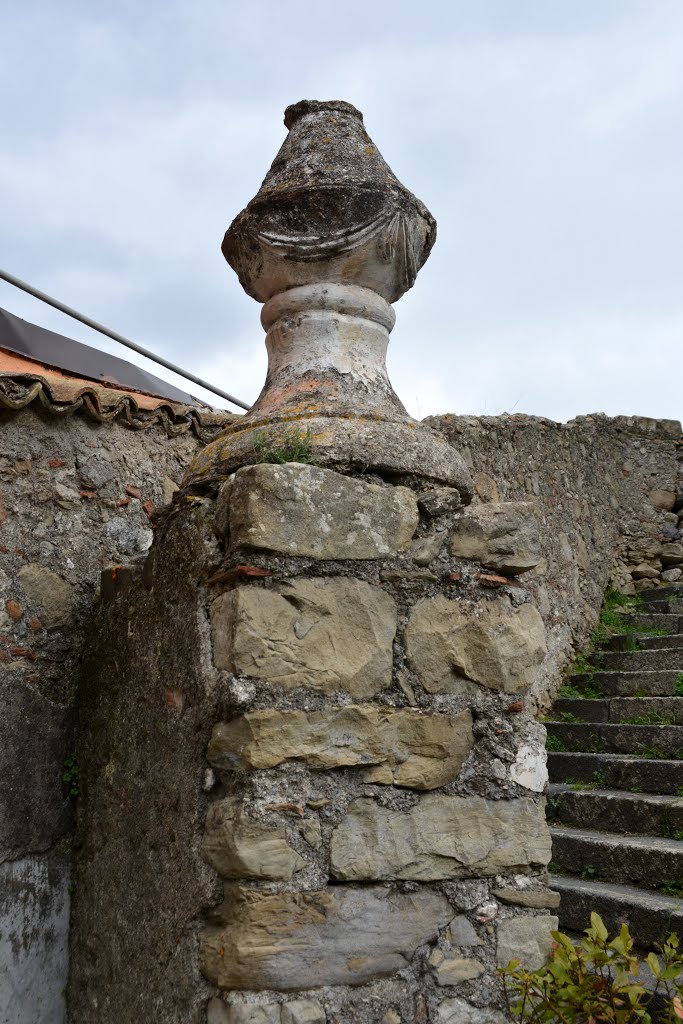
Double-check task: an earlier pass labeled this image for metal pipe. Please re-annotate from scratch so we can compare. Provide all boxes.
[0,268,251,411]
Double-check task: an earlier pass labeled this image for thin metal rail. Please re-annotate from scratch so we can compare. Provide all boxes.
[0,268,251,411]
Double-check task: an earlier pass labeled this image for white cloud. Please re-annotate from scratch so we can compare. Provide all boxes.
[1,0,681,423]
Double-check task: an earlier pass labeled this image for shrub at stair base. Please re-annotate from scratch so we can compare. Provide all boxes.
[500,913,683,1023]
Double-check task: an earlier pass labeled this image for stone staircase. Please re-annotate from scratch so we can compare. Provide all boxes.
[545,584,683,946]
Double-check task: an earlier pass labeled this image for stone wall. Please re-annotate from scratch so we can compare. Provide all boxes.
[68,461,557,1023]
[0,403,223,1023]
[427,413,683,710]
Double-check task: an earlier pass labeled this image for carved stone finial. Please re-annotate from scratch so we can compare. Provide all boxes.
[184,101,472,497]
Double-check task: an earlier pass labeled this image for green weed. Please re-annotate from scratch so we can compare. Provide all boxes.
[675,674,683,697]
[545,734,567,752]
[252,426,317,465]
[62,752,79,799]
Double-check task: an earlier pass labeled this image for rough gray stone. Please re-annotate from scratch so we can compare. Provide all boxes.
[200,885,452,990]
[448,915,482,946]
[449,501,541,575]
[17,563,74,629]
[330,795,551,880]
[208,705,474,790]
[281,999,326,1024]
[202,798,306,880]
[211,578,397,698]
[496,915,558,969]
[405,595,547,694]
[410,533,445,565]
[418,487,463,517]
[225,462,418,558]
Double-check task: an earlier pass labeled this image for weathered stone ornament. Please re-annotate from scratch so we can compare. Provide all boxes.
[184,100,472,496]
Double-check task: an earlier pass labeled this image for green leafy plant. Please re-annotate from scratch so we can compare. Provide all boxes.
[675,676,683,698]
[500,912,683,1023]
[560,711,579,723]
[581,863,598,880]
[62,752,79,798]
[661,881,683,899]
[571,654,597,677]
[252,426,317,465]
[673,832,683,843]
[546,734,567,753]
[593,769,606,786]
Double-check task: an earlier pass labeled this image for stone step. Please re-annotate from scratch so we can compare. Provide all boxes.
[590,648,683,672]
[547,751,683,794]
[552,696,683,724]
[546,720,683,757]
[618,613,683,632]
[639,601,683,616]
[603,633,683,651]
[550,875,683,948]
[568,670,683,697]
[640,584,683,604]
[547,785,683,836]
[550,826,683,890]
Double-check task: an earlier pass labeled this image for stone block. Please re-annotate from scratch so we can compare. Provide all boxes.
[437,998,507,1023]
[417,487,463,517]
[200,885,452,990]
[225,463,418,558]
[17,563,73,629]
[281,999,326,1024]
[202,798,305,880]
[496,915,558,969]
[429,949,485,985]
[493,888,560,910]
[224,1005,282,1024]
[211,578,397,698]
[449,502,540,575]
[405,595,546,695]
[509,743,548,793]
[208,705,474,791]
[448,915,482,946]
[330,795,551,880]
[661,543,683,566]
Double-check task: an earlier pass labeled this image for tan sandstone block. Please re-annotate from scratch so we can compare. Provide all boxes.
[224,462,418,558]
[202,798,305,880]
[405,595,546,694]
[429,949,485,985]
[208,706,474,791]
[200,885,452,990]
[496,915,558,969]
[330,796,551,881]
[449,502,541,575]
[281,1000,326,1024]
[211,578,397,698]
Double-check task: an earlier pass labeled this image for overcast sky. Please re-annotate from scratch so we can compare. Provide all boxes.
[1,1,681,423]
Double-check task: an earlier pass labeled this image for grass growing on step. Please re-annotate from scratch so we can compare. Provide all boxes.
[675,674,683,697]
[661,880,683,898]
[546,734,567,752]
[558,681,604,699]
[559,711,579,722]
[637,746,683,761]
[620,710,677,726]
[580,863,598,880]
[569,653,596,677]
[567,770,606,791]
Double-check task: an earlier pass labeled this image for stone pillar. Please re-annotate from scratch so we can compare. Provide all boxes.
[68,101,556,1024]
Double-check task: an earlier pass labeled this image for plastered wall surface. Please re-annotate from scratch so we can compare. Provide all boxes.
[0,405,217,1024]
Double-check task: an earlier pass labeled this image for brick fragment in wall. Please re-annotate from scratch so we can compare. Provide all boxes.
[202,798,305,880]
[211,578,397,698]
[208,705,474,790]
[199,885,452,990]
[329,796,552,881]
[448,501,541,575]
[405,594,547,695]
[221,462,419,558]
